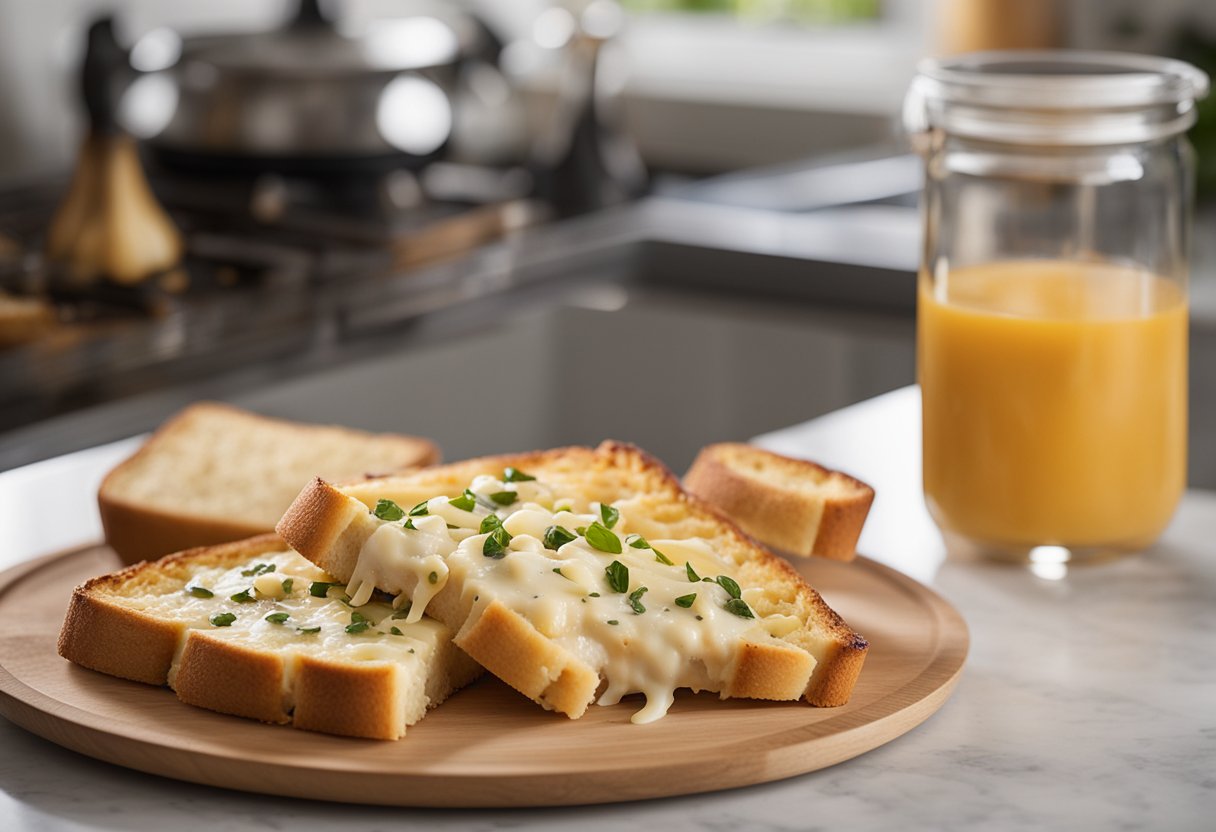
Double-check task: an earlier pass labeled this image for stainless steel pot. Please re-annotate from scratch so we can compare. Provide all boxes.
[144,0,521,173]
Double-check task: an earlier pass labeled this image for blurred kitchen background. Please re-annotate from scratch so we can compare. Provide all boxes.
[1,0,1215,485]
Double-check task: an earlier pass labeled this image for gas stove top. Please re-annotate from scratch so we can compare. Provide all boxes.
[0,159,548,432]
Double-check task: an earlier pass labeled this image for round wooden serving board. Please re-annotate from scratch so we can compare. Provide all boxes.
[0,544,967,807]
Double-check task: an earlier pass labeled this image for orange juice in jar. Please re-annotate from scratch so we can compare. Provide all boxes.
[904,52,1208,563]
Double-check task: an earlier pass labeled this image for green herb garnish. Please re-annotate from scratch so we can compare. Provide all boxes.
[724,598,755,619]
[628,534,675,566]
[390,627,404,636]
[309,581,338,597]
[185,585,213,599]
[265,612,289,625]
[503,467,536,482]
[543,524,577,550]
[589,592,600,597]
[599,503,620,529]
[210,612,236,627]
[480,514,503,534]
[281,578,294,595]
[391,604,413,620]
[686,563,702,582]
[605,560,629,593]
[428,571,439,585]
[373,498,405,521]
[483,526,512,558]
[607,619,619,626]
[716,575,742,600]
[297,626,321,634]
[241,562,275,577]
[403,518,416,530]
[448,489,478,512]
[346,611,371,634]
[627,586,648,614]
[230,589,255,604]
[585,522,622,554]
[409,500,430,516]
[675,593,697,608]
[489,490,518,506]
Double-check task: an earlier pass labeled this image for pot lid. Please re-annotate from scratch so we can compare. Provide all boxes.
[181,15,461,78]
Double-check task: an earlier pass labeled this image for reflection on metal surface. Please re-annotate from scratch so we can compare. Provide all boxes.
[362,17,459,70]
[376,76,453,155]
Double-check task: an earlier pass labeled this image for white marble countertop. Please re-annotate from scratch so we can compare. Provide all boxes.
[1,386,1212,831]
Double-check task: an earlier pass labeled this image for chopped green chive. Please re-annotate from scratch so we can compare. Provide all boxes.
[607,619,619,626]
[605,560,629,593]
[599,503,620,529]
[241,562,275,577]
[675,593,697,608]
[716,575,743,600]
[265,612,289,625]
[483,526,512,558]
[408,500,430,517]
[346,612,372,634]
[448,489,478,512]
[627,586,648,615]
[543,524,577,550]
[686,563,702,582]
[230,589,255,604]
[503,467,536,482]
[185,585,213,598]
[724,598,755,619]
[210,612,236,627]
[428,571,439,585]
[480,514,503,534]
[585,522,622,554]
[373,499,405,521]
[297,625,321,634]
[489,490,518,506]
[309,581,338,598]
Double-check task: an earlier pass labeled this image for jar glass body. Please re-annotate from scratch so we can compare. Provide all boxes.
[917,112,1194,563]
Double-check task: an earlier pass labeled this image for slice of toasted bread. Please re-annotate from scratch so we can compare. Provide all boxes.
[57,535,482,740]
[98,402,440,564]
[277,441,868,723]
[684,443,874,562]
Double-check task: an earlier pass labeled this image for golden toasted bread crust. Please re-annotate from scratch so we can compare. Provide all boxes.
[57,536,287,684]
[454,600,600,718]
[98,402,441,565]
[292,657,404,740]
[277,441,868,713]
[57,534,480,740]
[684,443,875,562]
[173,630,291,724]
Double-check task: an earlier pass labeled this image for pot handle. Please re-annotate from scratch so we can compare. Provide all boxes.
[290,0,331,31]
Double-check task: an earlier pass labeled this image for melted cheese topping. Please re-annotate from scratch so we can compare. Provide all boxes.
[352,474,810,723]
[115,550,445,666]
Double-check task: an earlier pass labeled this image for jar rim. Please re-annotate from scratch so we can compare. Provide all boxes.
[916,50,1209,110]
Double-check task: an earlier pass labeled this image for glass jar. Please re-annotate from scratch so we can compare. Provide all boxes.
[904,51,1209,565]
